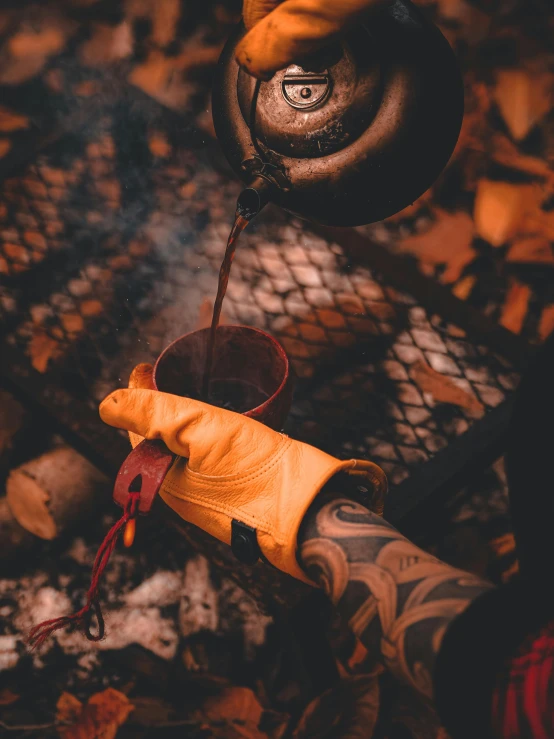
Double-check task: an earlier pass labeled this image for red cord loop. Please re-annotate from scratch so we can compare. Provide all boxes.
[28,492,141,650]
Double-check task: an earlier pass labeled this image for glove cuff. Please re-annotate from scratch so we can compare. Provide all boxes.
[263,451,388,584]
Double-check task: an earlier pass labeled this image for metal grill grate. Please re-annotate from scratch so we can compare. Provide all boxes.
[0,77,525,522]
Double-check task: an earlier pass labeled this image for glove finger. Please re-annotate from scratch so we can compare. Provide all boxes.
[127,364,155,448]
[236,0,383,80]
[243,0,282,29]
[99,388,216,460]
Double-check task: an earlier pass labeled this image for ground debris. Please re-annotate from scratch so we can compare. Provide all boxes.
[499,280,531,335]
[56,688,133,739]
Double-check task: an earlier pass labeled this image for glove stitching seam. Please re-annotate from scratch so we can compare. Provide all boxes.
[180,435,293,484]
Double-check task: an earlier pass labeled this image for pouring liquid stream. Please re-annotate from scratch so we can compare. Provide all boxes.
[201,212,250,400]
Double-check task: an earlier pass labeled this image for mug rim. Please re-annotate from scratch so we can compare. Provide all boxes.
[152,324,290,418]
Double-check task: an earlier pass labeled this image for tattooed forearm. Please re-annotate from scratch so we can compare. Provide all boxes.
[298,493,493,699]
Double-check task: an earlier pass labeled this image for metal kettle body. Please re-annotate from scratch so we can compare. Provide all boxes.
[212,0,464,227]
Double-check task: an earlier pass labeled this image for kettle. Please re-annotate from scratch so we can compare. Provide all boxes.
[212,0,464,227]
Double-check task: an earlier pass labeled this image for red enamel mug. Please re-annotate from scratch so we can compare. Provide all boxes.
[112,325,294,515]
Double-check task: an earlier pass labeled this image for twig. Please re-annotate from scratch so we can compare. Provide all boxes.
[0,720,56,732]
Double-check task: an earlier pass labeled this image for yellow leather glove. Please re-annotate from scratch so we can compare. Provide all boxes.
[100,364,387,585]
[237,0,390,80]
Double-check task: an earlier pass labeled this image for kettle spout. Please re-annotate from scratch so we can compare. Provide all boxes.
[236,176,273,221]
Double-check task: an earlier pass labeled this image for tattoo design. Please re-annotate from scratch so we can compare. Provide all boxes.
[299,496,492,699]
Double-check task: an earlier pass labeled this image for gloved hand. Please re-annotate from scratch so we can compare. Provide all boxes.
[236,0,390,80]
[100,364,387,584]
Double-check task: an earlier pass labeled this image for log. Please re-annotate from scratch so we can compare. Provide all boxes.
[6,446,109,540]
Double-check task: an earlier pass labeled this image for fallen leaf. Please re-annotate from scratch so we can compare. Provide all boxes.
[499,280,531,334]
[523,205,554,241]
[506,236,554,265]
[148,132,172,158]
[473,180,536,247]
[494,68,553,141]
[293,675,379,739]
[0,107,29,132]
[452,274,476,300]
[410,361,484,416]
[194,686,267,739]
[490,532,517,559]
[57,688,133,739]
[28,330,63,372]
[395,209,476,284]
[61,313,85,334]
[0,688,19,706]
[44,68,65,93]
[0,139,11,157]
[129,43,220,112]
[57,692,83,727]
[538,305,554,342]
[79,21,133,66]
[491,134,554,187]
[202,686,263,725]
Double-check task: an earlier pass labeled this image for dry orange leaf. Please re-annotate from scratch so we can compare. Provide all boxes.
[61,313,85,334]
[28,330,63,373]
[56,688,133,739]
[499,280,531,335]
[57,693,83,727]
[0,107,29,132]
[452,274,476,300]
[410,360,484,416]
[395,209,476,284]
[194,687,267,739]
[506,237,554,265]
[523,206,554,241]
[538,305,554,342]
[491,134,554,187]
[0,688,19,706]
[129,45,220,111]
[473,180,537,247]
[148,132,172,158]
[490,532,517,559]
[293,675,379,739]
[0,139,11,158]
[80,300,103,317]
[494,68,553,141]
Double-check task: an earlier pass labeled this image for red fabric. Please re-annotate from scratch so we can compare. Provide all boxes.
[28,491,141,649]
[492,621,554,738]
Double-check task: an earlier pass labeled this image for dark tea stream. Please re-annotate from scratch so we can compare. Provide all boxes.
[201,212,249,399]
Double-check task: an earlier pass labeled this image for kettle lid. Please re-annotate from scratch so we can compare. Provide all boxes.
[237,29,382,158]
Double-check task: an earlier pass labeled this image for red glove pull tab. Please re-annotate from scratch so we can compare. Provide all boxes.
[28,440,175,650]
[113,439,176,514]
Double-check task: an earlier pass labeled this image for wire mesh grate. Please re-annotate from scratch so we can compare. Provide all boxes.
[0,86,520,489]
